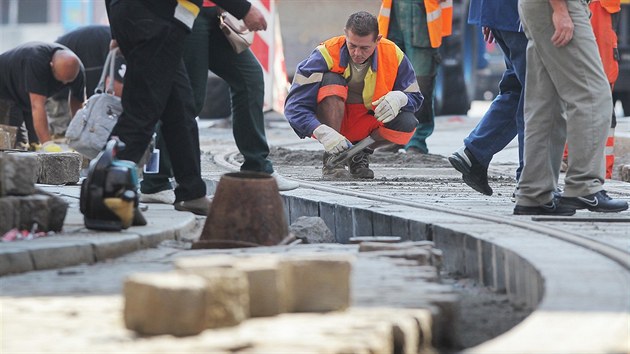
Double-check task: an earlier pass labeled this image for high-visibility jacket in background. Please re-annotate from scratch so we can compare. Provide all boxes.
[378,0,453,48]
[564,0,620,178]
[590,0,621,86]
[591,0,620,179]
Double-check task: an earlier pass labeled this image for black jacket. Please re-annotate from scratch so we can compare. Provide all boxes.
[104,0,252,30]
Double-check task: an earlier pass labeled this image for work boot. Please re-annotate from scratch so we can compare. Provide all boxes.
[448,146,493,196]
[322,152,351,179]
[348,149,374,179]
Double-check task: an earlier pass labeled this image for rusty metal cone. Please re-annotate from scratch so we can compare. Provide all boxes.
[192,171,289,249]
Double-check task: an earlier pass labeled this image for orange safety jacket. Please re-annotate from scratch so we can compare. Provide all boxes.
[378,0,453,48]
[599,0,621,13]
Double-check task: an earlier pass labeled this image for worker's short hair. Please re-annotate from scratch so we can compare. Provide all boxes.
[345,11,379,40]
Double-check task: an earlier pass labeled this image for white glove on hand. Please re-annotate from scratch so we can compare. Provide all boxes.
[313,124,352,154]
[371,91,408,124]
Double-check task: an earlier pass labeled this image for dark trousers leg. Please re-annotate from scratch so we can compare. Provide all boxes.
[405,75,436,153]
[108,0,205,202]
[139,122,174,194]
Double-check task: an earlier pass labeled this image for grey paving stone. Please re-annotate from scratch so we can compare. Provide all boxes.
[28,242,95,270]
[0,196,20,234]
[0,248,34,276]
[317,201,337,237]
[36,152,82,185]
[352,208,373,237]
[0,153,38,196]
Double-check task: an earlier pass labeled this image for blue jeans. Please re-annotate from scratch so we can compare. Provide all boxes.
[464,29,527,180]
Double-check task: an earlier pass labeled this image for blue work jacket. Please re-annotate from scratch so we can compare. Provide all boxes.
[468,0,522,32]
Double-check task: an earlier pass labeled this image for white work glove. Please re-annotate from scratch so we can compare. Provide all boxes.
[313,124,352,154]
[371,91,409,124]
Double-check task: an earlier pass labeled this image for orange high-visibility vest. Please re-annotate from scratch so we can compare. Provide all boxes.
[378,0,452,48]
[319,36,405,109]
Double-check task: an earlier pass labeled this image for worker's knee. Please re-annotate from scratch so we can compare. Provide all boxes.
[384,111,418,133]
[317,72,348,103]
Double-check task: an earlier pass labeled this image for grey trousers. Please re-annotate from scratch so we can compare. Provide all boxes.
[517,0,611,206]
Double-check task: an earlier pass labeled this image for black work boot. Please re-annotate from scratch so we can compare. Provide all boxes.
[322,152,351,180]
[561,190,628,213]
[448,146,493,196]
[348,149,374,179]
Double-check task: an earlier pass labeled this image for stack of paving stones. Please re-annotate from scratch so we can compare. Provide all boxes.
[0,151,81,234]
[123,238,456,353]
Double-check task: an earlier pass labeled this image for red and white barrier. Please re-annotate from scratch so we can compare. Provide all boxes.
[249,0,290,113]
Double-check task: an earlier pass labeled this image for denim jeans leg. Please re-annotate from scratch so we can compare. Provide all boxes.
[464,30,528,180]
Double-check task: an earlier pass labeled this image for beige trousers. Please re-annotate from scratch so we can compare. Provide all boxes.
[517,0,611,206]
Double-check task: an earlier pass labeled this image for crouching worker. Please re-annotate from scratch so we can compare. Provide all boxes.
[284,11,423,179]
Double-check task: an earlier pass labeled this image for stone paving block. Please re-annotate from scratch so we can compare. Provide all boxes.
[288,197,319,224]
[390,215,410,240]
[187,268,250,329]
[317,201,336,238]
[504,249,521,306]
[17,195,51,231]
[0,248,34,276]
[480,239,494,288]
[419,293,460,348]
[409,219,430,241]
[0,129,11,149]
[334,205,353,244]
[44,192,68,232]
[372,212,392,236]
[177,255,286,318]
[281,255,353,312]
[464,235,481,282]
[0,196,20,234]
[349,307,421,354]
[36,152,82,185]
[431,248,443,270]
[232,257,289,317]
[174,254,236,271]
[365,248,433,266]
[432,225,466,275]
[124,272,208,336]
[29,242,94,270]
[358,240,435,252]
[492,244,507,293]
[281,194,291,225]
[0,124,17,148]
[353,207,373,237]
[621,164,629,182]
[0,153,38,196]
[90,235,141,261]
[239,312,394,354]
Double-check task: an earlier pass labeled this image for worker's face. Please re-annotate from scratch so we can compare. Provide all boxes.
[344,29,381,64]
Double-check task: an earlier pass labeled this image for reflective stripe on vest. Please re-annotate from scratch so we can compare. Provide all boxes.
[318,36,404,109]
[378,0,453,48]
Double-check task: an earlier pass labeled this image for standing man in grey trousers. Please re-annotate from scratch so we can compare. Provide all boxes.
[514,0,627,215]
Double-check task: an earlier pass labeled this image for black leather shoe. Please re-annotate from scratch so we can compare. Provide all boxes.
[514,197,576,216]
[448,146,493,196]
[561,190,628,213]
